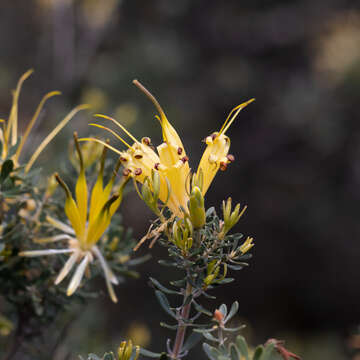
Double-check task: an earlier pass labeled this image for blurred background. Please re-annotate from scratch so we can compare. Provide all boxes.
[1,0,360,358]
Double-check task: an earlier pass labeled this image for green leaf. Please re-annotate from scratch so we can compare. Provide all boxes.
[182,332,203,352]
[219,304,228,318]
[170,279,186,287]
[103,353,115,360]
[206,207,216,217]
[203,332,219,342]
[140,348,163,358]
[229,343,240,360]
[158,260,178,267]
[193,300,213,316]
[203,343,221,360]
[225,301,239,323]
[223,325,246,332]
[216,278,235,285]
[149,277,181,295]
[252,346,264,360]
[218,356,230,360]
[160,322,178,330]
[235,336,249,360]
[155,290,177,319]
[0,160,14,183]
[261,343,275,360]
[194,327,216,334]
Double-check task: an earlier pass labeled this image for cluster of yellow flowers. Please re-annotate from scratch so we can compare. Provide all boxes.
[5,71,254,303]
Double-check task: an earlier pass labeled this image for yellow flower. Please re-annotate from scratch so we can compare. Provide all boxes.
[19,134,127,302]
[0,69,88,172]
[82,80,254,218]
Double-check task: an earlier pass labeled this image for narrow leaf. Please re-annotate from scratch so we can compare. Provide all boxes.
[155,290,177,319]
[203,343,220,360]
[225,301,239,323]
[160,322,178,330]
[139,348,163,358]
[150,277,180,295]
[252,346,264,360]
[182,332,203,352]
[235,336,249,360]
[261,342,275,360]
[193,301,213,316]
[219,304,228,318]
[229,343,240,360]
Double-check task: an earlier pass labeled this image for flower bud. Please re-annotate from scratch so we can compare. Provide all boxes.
[172,218,193,253]
[45,173,59,198]
[188,186,206,229]
[221,197,247,237]
[118,340,140,360]
[139,171,161,216]
[239,236,254,254]
[214,309,224,323]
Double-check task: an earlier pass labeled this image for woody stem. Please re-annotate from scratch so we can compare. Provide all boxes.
[171,281,193,359]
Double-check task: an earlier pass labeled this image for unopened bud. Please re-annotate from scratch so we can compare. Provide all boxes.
[214,309,224,323]
[188,186,206,229]
[45,174,58,197]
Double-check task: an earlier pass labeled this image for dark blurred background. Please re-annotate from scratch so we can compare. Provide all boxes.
[1,0,360,358]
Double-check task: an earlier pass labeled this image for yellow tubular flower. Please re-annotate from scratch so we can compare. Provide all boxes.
[19,135,127,302]
[0,69,88,170]
[81,80,254,218]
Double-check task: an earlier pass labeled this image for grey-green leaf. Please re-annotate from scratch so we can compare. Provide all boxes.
[203,343,221,360]
[252,346,264,360]
[182,332,203,351]
[261,342,275,360]
[140,348,163,358]
[219,304,227,318]
[149,277,181,295]
[235,335,249,360]
[155,290,177,319]
[225,301,239,323]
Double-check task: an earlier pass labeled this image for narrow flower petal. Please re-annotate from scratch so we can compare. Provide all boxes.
[19,249,74,257]
[74,133,88,230]
[67,253,90,296]
[54,251,80,285]
[89,145,107,224]
[5,69,34,147]
[34,234,73,244]
[46,215,75,235]
[93,245,118,284]
[133,80,186,151]
[93,246,118,303]
[55,173,84,241]
[14,91,61,162]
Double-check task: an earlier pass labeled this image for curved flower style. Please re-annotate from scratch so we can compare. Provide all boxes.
[20,134,126,302]
[0,69,88,172]
[83,80,254,218]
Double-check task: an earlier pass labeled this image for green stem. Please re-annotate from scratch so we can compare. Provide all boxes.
[171,281,192,359]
